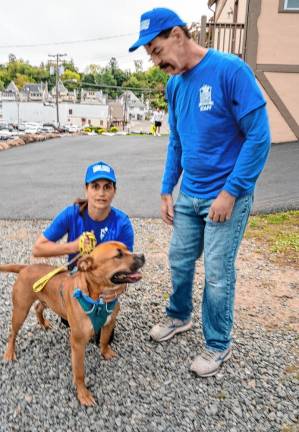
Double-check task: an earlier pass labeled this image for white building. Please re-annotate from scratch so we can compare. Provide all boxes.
[118,91,149,121]
[2,101,109,128]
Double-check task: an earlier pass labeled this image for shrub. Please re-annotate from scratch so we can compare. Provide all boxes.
[97,128,106,134]
[109,126,118,133]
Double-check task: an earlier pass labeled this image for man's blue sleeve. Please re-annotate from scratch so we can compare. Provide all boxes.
[223,106,271,197]
[118,217,134,252]
[43,207,70,241]
[160,82,183,195]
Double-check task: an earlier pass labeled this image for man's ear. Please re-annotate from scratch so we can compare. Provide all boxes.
[171,26,184,44]
[77,256,95,272]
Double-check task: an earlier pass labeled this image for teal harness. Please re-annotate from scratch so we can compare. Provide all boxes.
[73,289,117,339]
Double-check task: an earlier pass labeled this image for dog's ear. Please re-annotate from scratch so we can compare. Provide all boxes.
[77,256,95,272]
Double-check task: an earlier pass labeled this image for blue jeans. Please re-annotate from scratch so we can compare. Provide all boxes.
[166,191,253,352]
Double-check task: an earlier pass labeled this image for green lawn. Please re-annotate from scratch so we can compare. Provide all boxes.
[245,210,299,267]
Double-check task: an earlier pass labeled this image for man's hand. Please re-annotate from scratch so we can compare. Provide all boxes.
[208,190,236,223]
[161,194,174,225]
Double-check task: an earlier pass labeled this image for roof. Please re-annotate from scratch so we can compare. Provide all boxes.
[6,81,19,93]
[22,83,44,94]
[208,0,216,6]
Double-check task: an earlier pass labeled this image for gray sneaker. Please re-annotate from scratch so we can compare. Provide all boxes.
[150,318,192,342]
[190,347,232,377]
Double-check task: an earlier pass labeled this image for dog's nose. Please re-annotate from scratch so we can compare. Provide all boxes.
[136,253,145,265]
[132,253,145,269]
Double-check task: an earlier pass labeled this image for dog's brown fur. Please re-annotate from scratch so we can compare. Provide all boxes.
[0,241,144,406]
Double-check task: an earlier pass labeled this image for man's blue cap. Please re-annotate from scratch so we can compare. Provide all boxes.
[129,7,186,52]
[85,161,116,184]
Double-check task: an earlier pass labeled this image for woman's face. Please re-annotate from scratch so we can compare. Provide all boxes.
[85,179,116,213]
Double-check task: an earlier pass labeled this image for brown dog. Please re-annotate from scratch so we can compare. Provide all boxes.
[0,241,145,406]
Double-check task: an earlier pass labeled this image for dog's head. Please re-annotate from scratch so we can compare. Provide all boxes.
[77,241,145,287]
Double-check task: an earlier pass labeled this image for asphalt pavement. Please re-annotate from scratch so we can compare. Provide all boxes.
[0,135,298,219]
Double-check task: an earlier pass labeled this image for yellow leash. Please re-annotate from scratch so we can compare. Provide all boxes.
[32,232,97,293]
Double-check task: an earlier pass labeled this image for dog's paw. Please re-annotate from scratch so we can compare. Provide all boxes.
[101,346,118,360]
[3,350,16,361]
[77,387,96,406]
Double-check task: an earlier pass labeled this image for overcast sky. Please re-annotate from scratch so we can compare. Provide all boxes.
[0,1,212,73]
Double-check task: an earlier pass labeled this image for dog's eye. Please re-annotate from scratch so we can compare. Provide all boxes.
[115,249,124,259]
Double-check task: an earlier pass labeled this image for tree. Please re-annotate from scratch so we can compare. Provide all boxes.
[94,70,117,98]
[15,73,34,89]
[61,69,81,91]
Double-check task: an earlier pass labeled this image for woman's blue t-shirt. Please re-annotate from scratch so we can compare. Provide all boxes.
[43,204,134,262]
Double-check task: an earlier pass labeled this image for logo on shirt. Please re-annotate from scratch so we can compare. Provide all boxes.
[199,85,214,112]
[93,164,110,174]
[100,227,108,241]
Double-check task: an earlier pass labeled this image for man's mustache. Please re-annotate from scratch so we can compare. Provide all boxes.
[159,62,172,70]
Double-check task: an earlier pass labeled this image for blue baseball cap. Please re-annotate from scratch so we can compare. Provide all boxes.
[129,7,186,52]
[85,161,116,184]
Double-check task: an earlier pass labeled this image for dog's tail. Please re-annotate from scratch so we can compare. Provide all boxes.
[0,264,27,273]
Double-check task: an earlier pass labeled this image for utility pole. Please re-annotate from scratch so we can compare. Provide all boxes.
[48,53,67,127]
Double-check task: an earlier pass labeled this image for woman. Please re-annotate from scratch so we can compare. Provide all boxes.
[33,160,134,333]
[33,160,134,263]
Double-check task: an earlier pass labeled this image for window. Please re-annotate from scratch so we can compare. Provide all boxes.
[285,0,299,9]
[69,109,72,115]
[279,0,299,11]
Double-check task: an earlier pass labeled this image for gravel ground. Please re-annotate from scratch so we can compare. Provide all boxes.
[0,219,298,432]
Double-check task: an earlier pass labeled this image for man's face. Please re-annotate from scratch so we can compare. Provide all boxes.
[145,29,186,75]
[85,179,116,212]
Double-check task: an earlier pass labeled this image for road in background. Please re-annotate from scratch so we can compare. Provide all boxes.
[0,136,298,219]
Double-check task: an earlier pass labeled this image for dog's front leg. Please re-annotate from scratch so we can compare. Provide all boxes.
[100,303,120,360]
[70,334,96,406]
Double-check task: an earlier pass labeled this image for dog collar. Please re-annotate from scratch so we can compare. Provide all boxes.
[73,289,117,338]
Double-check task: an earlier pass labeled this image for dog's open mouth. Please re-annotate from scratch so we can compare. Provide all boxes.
[111,271,142,284]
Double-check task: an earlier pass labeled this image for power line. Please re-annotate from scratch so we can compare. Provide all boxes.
[0,33,135,49]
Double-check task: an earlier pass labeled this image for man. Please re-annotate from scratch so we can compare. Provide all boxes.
[129,8,271,377]
[152,107,164,136]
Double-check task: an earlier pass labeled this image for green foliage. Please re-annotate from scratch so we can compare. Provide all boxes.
[62,69,81,91]
[109,126,118,133]
[97,128,106,134]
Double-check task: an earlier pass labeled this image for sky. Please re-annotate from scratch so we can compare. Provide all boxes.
[0,0,212,73]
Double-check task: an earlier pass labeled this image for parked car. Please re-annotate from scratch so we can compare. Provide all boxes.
[64,124,80,133]
[0,129,12,140]
[41,126,55,133]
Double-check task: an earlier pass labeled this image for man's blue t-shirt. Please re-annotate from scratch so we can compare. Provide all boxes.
[43,205,134,262]
[162,49,270,198]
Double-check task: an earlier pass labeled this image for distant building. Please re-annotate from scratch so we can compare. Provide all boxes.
[118,91,149,121]
[108,101,124,128]
[80,88,107,105]
[2,101,108,128]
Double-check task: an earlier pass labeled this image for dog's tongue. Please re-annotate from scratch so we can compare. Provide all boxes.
[127,272,142,282]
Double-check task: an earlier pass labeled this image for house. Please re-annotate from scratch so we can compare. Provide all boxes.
[198,0,299,143]
[80,89,107,105]
[108,101,124,128]
[1,100,109,128]
[118,91,148,121]
[51,80,76,103]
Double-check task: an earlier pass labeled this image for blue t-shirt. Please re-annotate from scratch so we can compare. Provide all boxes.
[161,49,270,198]
[43,204,134,262]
